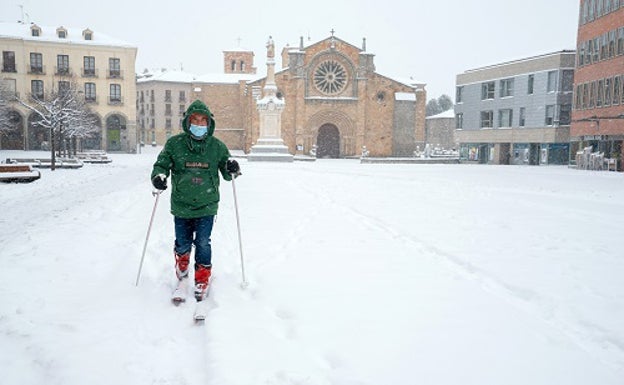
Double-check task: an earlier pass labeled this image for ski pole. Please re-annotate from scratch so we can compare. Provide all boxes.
[231,176,248,288]
[135,189,162,286]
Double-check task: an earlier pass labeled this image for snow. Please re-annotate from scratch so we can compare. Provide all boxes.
[426,109,456,119]
[1,147,623,385]
[0,21,135,48]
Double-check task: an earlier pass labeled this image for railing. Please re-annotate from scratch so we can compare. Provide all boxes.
[85,95,98,104]
[107,69,123,79]
[1,65,17,73]
[28,65,46,75]
[107,96,124,105]
[81,68,98,78]
[55,66,71,76]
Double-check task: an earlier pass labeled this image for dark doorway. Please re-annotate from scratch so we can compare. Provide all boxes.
[316,124,340,158]
[1,110,24,150]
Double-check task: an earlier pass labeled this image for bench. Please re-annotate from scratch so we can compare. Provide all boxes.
[5,157,84,169]
[0,164,41,183]
[76,152,113,164]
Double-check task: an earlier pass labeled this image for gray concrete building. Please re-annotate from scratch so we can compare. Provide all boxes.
[454,51,575,165]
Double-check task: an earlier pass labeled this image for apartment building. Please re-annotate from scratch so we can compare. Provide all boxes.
[455,51,575,165]
[136,70,194,146]
[0,22,137,152]
[571,0,624,170]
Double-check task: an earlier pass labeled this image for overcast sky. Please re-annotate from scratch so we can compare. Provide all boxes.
[1,0,579,100]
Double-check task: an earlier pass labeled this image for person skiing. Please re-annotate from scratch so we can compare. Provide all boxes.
[151,99,240,302]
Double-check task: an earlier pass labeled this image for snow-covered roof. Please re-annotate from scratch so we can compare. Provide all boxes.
[194,73,262,84]
[377,73,426,89]
[0,21,135,48]
[395,92,416,101]
[137,69,196,83]
[426,109,456,119]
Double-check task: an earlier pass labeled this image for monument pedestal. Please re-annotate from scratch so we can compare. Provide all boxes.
[248,138,294,162]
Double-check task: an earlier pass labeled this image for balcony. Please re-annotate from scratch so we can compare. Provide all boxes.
[55,66,72,76]
[107,69,123,79]
[108,96,124,105]
[81,68,98,78]
[85,95,98,104]
[1,65,16,73]
[28,65,46,75]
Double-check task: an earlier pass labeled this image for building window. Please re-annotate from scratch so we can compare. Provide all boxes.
[179,104,185,115]
[547,71,557,92]
[455,113,463,129]
[231,60,236,71]
[455,86,463,103]
[559,104,571,125]
[589,81,596,107]
[613,76,621,105]
[30,52,43,73]
[165,90,172,102]
[165,119,172,129]
[85,82,96,102]
[481,82,495,100]
[480,110,494,128]
[58,30,66,39]
[597,79,604,107]
[499,79,514,98]
[150,90,154,102]
[527,74,534,94]
[618,27,624,56]
[575,85,583,110]
[609,30,616,58]
[545,105,555,126]
[83,56,95,76]
[58,81,70,95]
[179,90,186,102]
[31,80,44,99]
[109,58,121,78]
[31,27,40,37]
[165,104,172,116]
[604,78,612,106]
[562,70,574,92]
[519,107,526,126]
[240,61,245,71]
[2,51,16,72]
[57,55,69,75]
[110,84,121,103]
[582,83,589,109]
[84,32,92,40]
[498,109,513,127]
[313,60,348,95]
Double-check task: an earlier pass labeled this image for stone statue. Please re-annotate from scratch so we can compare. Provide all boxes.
[266,36,275,58]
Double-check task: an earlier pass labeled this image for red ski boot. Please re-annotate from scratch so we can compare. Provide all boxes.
[175,251,190,280]
[194,264,212,301]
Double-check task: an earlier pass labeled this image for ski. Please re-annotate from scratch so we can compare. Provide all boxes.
[171,277,189,305]
[193,286,211,323]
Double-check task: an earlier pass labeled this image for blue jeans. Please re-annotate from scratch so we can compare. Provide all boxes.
[174,216,214,267]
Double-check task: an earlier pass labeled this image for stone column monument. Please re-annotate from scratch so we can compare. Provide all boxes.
[248,36,294,162]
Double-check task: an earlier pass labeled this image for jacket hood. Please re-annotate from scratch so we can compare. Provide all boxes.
[182,99,216,137]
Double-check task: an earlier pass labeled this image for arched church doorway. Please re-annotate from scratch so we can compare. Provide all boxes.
[106,114,126,151]
[1,110,24,150]
[316,124,340,158]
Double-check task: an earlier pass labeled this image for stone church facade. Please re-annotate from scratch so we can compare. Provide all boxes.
[143,35,426,158]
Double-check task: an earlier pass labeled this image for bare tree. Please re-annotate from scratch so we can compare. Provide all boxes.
[17,78,96,170]
[0,81,14,132]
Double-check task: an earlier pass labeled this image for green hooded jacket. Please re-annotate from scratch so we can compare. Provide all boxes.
[151,100,232,218]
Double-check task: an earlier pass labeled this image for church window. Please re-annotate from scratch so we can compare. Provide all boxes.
[313,60,347,95]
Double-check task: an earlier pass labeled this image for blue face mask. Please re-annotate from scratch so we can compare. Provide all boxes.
[189,124,208,138]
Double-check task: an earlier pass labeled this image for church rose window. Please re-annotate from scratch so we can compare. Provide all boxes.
[313,60,347,95]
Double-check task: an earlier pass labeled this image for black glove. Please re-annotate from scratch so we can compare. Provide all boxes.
[151,174,167,190]
[226,159,241,177]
